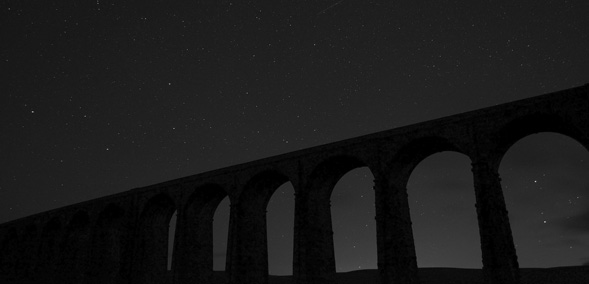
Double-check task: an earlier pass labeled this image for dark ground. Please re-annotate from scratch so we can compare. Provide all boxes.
[212,266,589,284]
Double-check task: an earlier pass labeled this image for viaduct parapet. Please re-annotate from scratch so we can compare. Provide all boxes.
[1,85,588,284]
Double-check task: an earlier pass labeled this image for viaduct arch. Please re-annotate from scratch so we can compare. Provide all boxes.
[1,85,588,284]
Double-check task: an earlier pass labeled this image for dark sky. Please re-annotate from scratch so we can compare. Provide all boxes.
[2,0,589,275]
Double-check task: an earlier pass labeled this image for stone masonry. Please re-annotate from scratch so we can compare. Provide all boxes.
[1,85,588,284]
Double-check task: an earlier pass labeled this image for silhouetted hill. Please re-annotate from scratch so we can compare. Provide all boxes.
[213,266,589,284]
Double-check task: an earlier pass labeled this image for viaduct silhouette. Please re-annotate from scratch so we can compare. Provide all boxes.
[1,85,588,284]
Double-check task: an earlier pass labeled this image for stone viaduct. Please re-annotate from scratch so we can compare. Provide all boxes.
[1,84,588,284]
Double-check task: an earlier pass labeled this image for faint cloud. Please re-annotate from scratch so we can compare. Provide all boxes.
[556,208,589,233]
[544,238,586,249]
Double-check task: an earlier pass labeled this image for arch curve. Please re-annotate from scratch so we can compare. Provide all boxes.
[140,193,177,222]
[387,136,470,185]
[306,154,371,200]
[498,132,589,267]
[174,184,229,283]
[493,112,589,167]
[184,183,227,217]
[239,169,292,210]
[227,169,293,283]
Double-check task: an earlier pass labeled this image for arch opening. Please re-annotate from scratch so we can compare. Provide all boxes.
[331,167,377,272]
[167,210,177,271]
[135,193,176,283]
[302,155,375,277]
[213,197,230,272]
[499,132,589,268]
[175,183,228,283]
[266,182,295,275]
[406,151,481,268]
[230,170,292,280]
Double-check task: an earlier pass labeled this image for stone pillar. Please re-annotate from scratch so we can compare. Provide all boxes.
[116,220,135,284]
[472,160,520,284]
[34,226,62,283]
[174,208,215,283]
[293,191,336,284]
[19,227,40,283]
[0,231,18,283]
[373,173,420,284]
[132,221,171,284]
[56,225,92,284]
[88,225,125,284]
[227,202,269,284]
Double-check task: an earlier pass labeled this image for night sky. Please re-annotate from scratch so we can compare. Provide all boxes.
[2,0,589,276]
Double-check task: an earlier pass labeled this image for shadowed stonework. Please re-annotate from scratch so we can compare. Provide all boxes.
[1,85,588,284]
